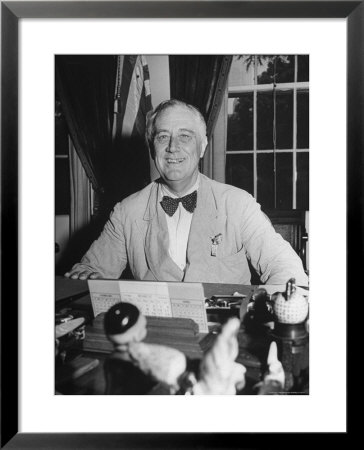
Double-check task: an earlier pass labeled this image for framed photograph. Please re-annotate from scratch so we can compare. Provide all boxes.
[2,0,358,447]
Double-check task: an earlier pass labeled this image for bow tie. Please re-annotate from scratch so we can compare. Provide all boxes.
[160,190,197,217]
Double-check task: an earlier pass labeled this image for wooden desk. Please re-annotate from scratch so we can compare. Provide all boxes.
[55,278,308,395]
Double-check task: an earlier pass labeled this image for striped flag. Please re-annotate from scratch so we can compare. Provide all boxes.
[112,55,152,141]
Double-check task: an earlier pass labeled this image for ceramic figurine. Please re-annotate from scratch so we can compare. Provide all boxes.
[191,317,246,395]
[104,302,187,394]
[272,278,309,324]
[255,341,285,394]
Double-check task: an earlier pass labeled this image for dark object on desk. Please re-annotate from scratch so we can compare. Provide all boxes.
[56,355,100,387]
[243,288,274,325]
[55,317,86,364]
[206,294,247,323]
[55,275,88,303]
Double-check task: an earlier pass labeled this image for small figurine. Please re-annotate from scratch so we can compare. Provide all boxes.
[254,341,285,394]
[188,317,246,395]
[104,302,187,394]
[272,278,309,324]
[104,303,247,395]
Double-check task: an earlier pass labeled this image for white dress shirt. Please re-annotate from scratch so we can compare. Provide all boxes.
[160,176,200,272]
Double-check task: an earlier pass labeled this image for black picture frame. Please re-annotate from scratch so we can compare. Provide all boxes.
[1,1,358,447]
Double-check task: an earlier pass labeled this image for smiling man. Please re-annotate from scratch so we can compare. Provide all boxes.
[65,99,308,286]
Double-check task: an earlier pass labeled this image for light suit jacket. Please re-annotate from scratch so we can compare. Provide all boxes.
[75,174,308,285]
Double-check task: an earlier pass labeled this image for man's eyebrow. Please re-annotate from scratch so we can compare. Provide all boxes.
[154,129,170,134]
[154,128,195,134]
[178,128,195,134]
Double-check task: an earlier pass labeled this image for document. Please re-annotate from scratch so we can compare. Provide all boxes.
[88,280,208,332]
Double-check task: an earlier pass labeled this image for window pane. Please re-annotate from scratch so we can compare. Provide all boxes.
[257,90,293,150]
[276,153,293,209]
[297,90,309,148]
[297,152,309,210]
[257,153,274,209]
[227,94,254,151]
[257,92,273,149]
[297,55,309,82]
[226,154,254,195]
[275,55,295,84]
[257,153,293,209]
[55,159,70,215]
[228,55,255,86]
[276,90,293,149]
[257,55,294,85]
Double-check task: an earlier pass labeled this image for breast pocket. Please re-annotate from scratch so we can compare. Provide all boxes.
[207,249,251,284]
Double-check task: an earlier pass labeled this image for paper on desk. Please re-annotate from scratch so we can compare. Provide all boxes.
[168,282,208,333]
[88,279,122,317]
[88,280,208,332]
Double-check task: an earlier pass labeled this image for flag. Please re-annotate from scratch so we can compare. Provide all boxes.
[112,55,152,141]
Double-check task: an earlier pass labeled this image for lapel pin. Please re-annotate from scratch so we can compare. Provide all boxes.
[210,233,223,257]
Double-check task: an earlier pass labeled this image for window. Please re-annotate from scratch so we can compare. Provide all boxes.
[226,55,309,210]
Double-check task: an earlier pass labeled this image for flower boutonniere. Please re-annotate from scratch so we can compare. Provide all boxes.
[210,233,223,257]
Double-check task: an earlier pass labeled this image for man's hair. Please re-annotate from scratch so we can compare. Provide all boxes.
[146,99,207,156]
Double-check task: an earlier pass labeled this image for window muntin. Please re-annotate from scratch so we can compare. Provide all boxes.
[227,55,309,210]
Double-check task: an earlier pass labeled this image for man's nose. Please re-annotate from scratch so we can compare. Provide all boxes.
[167,136,179,152]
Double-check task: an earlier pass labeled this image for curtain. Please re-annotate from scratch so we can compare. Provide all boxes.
[56,55,152,216]
[169,55,232,179]
[55,55,116,210]
[69,139,91,236]
[110,56,153,204]
[204,87,228,182]
[169,55,232,137]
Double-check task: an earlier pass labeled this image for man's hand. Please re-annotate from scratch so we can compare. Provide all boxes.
[64,267,102,280]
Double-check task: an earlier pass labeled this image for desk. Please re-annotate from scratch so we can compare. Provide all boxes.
[55,278,308,395]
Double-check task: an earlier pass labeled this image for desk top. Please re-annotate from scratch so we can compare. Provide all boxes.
[55,275,89,302]
[55,278,309,395]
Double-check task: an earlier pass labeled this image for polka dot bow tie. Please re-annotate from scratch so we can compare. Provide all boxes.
[160,190,197,217]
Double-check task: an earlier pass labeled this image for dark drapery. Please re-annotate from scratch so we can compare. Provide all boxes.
[56,55,152,215]
[169,55,232,137]
[55,55,116,211]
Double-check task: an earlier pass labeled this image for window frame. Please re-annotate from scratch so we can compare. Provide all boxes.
[226,55,309,210]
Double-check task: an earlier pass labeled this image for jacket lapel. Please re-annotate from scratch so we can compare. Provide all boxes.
[138,181,184,281]
[185,175,226,280]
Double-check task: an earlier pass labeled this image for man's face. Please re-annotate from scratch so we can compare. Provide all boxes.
[153,105,207,194]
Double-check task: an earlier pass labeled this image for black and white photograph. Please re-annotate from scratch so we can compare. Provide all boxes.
[2,1,354,443]
[55,54,310,396]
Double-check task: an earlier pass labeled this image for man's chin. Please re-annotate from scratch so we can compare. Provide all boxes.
[163,172,185,182]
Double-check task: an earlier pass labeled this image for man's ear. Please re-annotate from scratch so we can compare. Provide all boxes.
[149,142,156,160]
[200,136,208,158]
